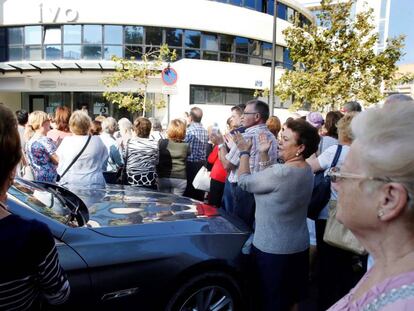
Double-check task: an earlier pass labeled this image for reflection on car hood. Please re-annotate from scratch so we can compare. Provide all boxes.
[66,185,210,227]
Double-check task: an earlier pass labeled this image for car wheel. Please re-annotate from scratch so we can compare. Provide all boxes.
[166,271,243,311]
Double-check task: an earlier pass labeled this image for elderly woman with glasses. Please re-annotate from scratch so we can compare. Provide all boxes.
[325,100,414,310]
[307,112,360,310]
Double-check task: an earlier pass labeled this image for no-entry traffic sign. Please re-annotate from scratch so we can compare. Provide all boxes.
[161,67,178,85]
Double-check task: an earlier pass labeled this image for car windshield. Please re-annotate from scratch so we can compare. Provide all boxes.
[9,181,71,223]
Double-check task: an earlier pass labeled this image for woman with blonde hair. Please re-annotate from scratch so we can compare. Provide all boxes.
[56,110,108,188]
[25,111,59,182]
[157,119,190,195]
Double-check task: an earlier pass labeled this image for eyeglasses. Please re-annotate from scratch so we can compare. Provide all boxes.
[242,111,259,115]
[327,167,393,183]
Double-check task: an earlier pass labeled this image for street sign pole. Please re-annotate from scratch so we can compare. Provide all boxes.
[269,0,277,116]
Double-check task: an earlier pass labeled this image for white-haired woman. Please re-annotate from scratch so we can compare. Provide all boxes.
[100,117,123,180]
[116,117,133,154]
[25,111,59,182]
[328,100,414,310]
[56,110,108,188]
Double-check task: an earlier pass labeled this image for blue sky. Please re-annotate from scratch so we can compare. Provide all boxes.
[388,0,414,64]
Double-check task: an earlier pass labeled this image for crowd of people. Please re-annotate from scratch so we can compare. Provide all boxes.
[1,93,414,310]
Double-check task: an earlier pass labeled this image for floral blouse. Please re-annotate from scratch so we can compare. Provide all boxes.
[26,136,57,182]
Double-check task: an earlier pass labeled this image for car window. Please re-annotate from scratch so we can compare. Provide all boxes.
[9,182,71,224]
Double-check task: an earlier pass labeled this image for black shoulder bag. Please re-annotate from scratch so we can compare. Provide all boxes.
[56,135,91,182]
[307,144,343,220]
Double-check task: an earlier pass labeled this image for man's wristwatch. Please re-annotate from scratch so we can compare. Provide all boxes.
[218,143,225,150]
[239,151,250,158]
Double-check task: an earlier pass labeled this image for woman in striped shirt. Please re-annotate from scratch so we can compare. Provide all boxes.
[0,104,70,310]
[125,117,159,189]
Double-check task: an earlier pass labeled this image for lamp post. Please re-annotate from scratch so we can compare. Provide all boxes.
[269,0,277,116]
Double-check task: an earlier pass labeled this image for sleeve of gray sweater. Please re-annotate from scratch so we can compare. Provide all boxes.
[238,164,281,194]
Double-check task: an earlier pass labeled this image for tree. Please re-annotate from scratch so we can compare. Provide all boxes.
[274,0,405,111]
[102,44,176,115]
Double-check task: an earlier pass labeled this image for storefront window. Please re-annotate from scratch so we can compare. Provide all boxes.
[8,27,23,45]
[125,26,143,45]
[166,28,183,47]
[25,26,42,45]
[104,25,123,45]
[83,25,102,44]
[63,25,81,44]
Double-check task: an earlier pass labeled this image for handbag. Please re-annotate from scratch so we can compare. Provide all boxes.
[57,135,91,182]
[22,165,35,181]
[307,145,343,220]
[192,166,211,192]
[323,201,367,255]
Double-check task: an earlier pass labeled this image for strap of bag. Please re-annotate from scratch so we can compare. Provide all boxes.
[124,139,130,168]
[330,144,343,168]
[60,135,91,180]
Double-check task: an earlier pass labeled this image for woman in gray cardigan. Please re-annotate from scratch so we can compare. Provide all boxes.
[234,118,320,311]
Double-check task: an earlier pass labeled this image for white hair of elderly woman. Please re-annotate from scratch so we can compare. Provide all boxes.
[351,101,414,207]
[118,118,132,132]
[101,117,118,134]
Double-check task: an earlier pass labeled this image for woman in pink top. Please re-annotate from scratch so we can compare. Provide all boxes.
[47,106,72,146]
[328,100,414,310]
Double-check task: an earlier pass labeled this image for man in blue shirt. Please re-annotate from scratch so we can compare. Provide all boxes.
[184,107,208,201]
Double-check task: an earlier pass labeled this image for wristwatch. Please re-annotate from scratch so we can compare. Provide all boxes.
[218,143,225,150]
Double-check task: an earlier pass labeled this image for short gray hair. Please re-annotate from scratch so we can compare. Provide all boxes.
[102,117,117,134]
[351,102,414,209]
[118,118,132,132]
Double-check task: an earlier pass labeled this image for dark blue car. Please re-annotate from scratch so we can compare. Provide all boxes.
[7,178,251,310]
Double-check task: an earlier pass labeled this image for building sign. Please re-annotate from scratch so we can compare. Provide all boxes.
[162,86,178,95]
[38,3,79,23]
[93,102,108,115]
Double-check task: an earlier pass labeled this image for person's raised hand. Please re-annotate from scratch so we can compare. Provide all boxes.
[233,132,252,153]
[258,132,272,154]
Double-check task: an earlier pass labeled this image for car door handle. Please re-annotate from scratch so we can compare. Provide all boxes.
[101,287,140,301]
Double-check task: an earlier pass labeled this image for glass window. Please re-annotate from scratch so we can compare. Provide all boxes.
[226,88,240,106]
[206,87,224,104]
[166,28,183,47]
[185,30,200,48]
[25,46,42,60]
[220,52,233,62]
[83,45,102,59]
[63,45,81,59]
[249,40,261,57]
[125,26,143,44]
[262,42,272,61]
[277,3,287,20]
[0,28,6,46]
[220,35,234,52]
[287,7,295,23]
[104,45,123,59]
[380,0,388,18]
[185,49,200,59]
[0,47,6,62]
[25,26,42,45]
[202,33,218,51]
[9,47,23,60]
[267,0,274,15]
[256,0,264,12]
[45,45,61,60]
[235,37,248,55]
[83,25,102,44]
[44,27,61,44]
[191,86,205,105]
[235,54,248,64]
[125,45,143,60]
[231,0,242,5]
[63,25,81,44]
[104,25,123,45]
[145,27,162,46]
[8,27,23,45]
[203,51,218,60]
[245,0,255,9]
[283,48,293,69]
[275,45,283,64]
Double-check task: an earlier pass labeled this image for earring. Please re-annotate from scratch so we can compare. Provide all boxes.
[295,152,300,157]
[378,210,385,219]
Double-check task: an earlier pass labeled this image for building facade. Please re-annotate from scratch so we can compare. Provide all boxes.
[0,0,313,127]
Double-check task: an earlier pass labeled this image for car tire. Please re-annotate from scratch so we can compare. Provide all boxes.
[165,271,243,311]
